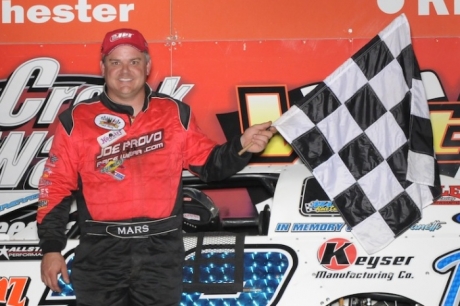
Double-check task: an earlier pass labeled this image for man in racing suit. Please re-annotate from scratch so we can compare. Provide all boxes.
[37,28,276,306]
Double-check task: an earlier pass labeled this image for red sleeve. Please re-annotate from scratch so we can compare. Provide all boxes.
[36,121,79,253]
[182,111,218,170]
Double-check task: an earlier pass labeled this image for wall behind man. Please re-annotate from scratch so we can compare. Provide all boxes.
[1,0,460,217]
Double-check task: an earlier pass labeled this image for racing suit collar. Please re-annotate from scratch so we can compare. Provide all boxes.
[100,83,153,115]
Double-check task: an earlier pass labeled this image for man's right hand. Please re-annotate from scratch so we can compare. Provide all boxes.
[41,252,70,292]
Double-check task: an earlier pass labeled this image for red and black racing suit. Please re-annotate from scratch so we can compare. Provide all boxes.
[36,84,252,306]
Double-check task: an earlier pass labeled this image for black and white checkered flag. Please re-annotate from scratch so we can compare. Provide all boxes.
[273,14,441,254]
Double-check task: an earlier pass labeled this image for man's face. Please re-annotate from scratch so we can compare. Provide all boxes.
[101,45,151,104]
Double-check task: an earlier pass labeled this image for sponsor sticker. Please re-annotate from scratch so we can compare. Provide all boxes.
[299,178,339,217]
[315,238,415,281]
[95,130,164,168]
[100,159,124,173]
[97,129,126,148]
[49,153,59,164]
[0,245,42,260]
[108,171,125,181]
[37,200,48,209]
[99,159,125,180]
[95,114,125,130]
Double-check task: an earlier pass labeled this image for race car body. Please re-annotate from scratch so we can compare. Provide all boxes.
[0,163,458,306]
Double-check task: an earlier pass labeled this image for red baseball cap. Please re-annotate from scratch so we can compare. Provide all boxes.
[101,28,148,56]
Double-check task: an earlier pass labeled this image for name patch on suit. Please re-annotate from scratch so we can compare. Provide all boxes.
[95,129,164,168]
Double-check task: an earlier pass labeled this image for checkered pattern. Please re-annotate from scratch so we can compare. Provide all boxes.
[273,14,441,254]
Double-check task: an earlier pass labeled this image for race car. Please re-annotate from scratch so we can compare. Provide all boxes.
[0,162,458,306]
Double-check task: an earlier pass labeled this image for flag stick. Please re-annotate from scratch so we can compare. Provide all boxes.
[238,142,254,156]
[238,126,276,156]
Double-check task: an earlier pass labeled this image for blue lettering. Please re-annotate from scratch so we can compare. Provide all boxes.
[291,223,344,232]
[434,249,460,305]
[0,193,38,211]
[292,223,306,232]
[275,223,290,232]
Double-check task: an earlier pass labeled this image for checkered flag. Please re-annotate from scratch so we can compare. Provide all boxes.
[273,14,441,254]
